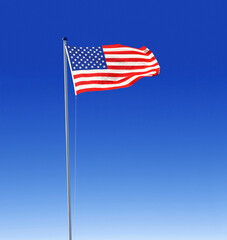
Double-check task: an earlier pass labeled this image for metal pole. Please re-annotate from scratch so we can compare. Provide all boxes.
[74,95,77,240]
[63,37,72,240]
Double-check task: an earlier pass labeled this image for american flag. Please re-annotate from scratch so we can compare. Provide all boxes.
[65,44,160,95]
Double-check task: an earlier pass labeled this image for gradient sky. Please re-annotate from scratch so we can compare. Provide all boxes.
[0,0,227,240]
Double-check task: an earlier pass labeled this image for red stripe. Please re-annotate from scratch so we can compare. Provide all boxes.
[75,75,133,87]
[102,44,124,48]
[105,57,154,62]
[107,62,159,70]
[103,50,152,56]
[73,68,159,79]
[102,44,147,51]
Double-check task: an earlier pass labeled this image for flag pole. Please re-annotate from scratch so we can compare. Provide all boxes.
[63,37,72,240]
[74,94,77,239]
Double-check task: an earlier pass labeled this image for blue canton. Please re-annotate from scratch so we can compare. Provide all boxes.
[67,46,107,71]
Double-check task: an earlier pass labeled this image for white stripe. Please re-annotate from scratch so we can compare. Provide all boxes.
[104,53,154,59]
[75,71,157,92]
[75,76,125,82]
[107,59,158,66]
[72,64,159,77]
[103,47,148,54]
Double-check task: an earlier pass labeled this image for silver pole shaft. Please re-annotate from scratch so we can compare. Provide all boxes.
[63,37,72,240]
[74,95,77,240]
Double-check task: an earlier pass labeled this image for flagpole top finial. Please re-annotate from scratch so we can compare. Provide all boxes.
[62,37,67,41]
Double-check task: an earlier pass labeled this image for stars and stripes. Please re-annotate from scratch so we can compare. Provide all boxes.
[65,44,160,95]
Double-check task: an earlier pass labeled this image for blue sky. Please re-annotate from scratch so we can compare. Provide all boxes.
[0,0,227,240]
